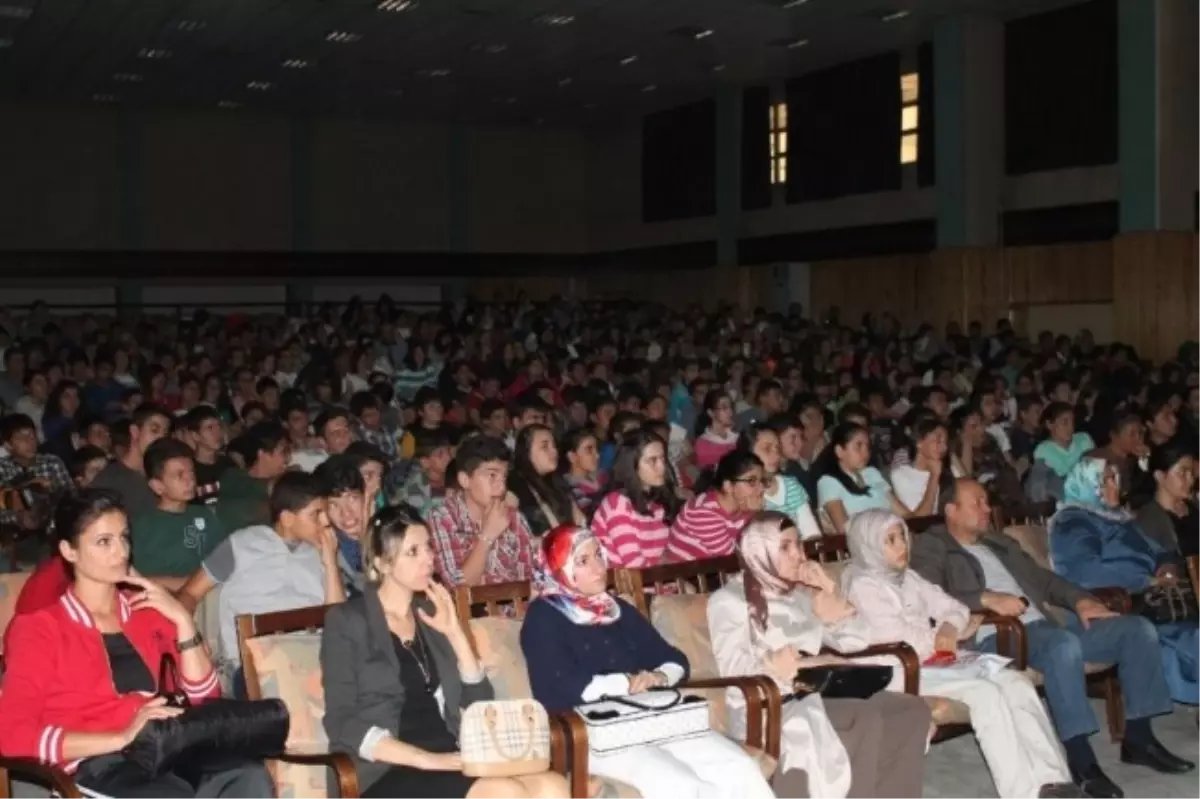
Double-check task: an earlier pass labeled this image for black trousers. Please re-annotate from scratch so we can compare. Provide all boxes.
[74,753,274,798]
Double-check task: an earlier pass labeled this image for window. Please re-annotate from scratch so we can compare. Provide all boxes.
[769,101,788,184]
[900,71,918,164]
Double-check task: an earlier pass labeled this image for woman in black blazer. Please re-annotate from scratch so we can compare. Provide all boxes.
[319,503,568,798]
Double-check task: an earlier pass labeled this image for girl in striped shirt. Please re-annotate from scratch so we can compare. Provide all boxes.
[589,428,682,568]
[665,450,765,562]
[693,390,739,470]
[739,425,824,541]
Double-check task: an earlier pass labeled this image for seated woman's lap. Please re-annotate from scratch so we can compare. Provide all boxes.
[362,766,476,799]
[74,754,273,799]
[589,731,766,797]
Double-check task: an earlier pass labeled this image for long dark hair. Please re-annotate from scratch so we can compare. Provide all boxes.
[905,414,955,498]
[593,427,682,522]
[363,503,427,583]
[695,389,732,438]
[812,422,872,497]
[509,424,576,536]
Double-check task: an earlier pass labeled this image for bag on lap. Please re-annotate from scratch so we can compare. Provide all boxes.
[576,689,710,754]
[460,699,551,777]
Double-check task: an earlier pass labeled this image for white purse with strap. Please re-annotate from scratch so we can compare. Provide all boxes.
[576,689,710,754]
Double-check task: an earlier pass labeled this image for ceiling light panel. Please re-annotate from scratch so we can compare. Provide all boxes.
[377,0,418,10]
[325,31,362,44]
[138,48,172,59]
[535,14,574,27]
[0,5,33,20]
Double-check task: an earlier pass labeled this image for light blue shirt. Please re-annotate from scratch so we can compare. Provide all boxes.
[816,467,893,516]
[963,542,1044,641]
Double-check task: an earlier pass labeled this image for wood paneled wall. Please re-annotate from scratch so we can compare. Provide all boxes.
[1113,232,1199,362]
[810,241,1117,331]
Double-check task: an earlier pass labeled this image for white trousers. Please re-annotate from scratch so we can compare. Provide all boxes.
[926,669,1071,798]
[588,731,775,799]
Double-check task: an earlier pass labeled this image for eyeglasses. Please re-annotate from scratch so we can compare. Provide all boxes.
[733,476,765,488]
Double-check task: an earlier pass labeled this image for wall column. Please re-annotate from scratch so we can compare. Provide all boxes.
[1118,0,1198,232]
[447,124,470,253]
[290,116,315,251]
[933,15,1004,248]
[714,84,742,267]
[117,111,144,251]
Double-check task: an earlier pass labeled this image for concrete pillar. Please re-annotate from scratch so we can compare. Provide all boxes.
[714,85,742,267]
[447,124,470,252]
[290,116,315,252]
[933,15,1004,248]
[117,111,144,251]
[1118,0,1198,232]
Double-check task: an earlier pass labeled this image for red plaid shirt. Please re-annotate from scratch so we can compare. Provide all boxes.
[426,492,536,587]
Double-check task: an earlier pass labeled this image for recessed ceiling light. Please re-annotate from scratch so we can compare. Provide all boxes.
[377,0,418,11]
[138,48,172,59]
[282,58,311,69]
[112,73,143,83]
[93,94,118,103]
[712,63,727,72]
[786,38,809,49]
[0,5,33,21]
[535,14,575,26]
[476,42,508,54]
[557,77,573,87]
[879,9,911,22]
[619,55,638,66]
[247,80,273,91]
[641,84,657,93]
[694,29,714,40]
[781,0,811,8]
[325,31,362,43]
[217,101,241,109]
[417,67,451,77]
[177,20,207,32]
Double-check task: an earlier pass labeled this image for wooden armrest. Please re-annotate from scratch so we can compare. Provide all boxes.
[978,612,1028,671]
[0,756,82,798]
[823,641,920,695]
[550,711,591,799]
[1089,587,1132,614]
[273,751,360,798]
[682,676,780,757]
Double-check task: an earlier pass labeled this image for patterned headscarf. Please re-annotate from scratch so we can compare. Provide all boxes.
[533,524,621,626]
[1061,457,1130,520]
[736,511,799,642]
[844,509,909,586]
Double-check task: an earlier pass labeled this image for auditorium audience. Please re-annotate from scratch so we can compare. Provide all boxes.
[507,424,585,537]
[708,511,931,798]
[1136,444,1198,557]
[90,403,171,518]
[842,510,1075,798]
[665,450,765,561]
[522,524,774,798]
[815,422,911,533]
[693,390,738,469]
[590,427,681,567]
[740,424,822,540]
[912,478,1192,797]
[0,490,272,797]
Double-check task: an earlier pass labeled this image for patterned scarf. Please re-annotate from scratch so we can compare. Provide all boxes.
[736,511,799,644]
[1061,457,1132,521]
[533,524,621,626]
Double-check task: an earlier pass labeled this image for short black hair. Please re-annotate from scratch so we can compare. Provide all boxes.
[255,376,279,395]
[69,445,109,479]
[345,440,389,469]
[269,471,327,524]
[413,386,442,411]
[314,454,366,497]
[131,402,172,430]
[755,379,783,400]
[244,421,287,467]
[240,400,268,422]
[349,390,381,418]
[454,434,511,476]
[480,398,507,420]
[412,427,454,459]
[314,407,351,437]
[512,389,552,418]
[0,413,36,443]
[144,438,195,481]
[184,404,222,432]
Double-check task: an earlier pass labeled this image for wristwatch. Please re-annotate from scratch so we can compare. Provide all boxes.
[177,632,204,653]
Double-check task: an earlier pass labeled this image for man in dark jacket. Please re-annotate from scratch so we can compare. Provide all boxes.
[912,478,1193,797]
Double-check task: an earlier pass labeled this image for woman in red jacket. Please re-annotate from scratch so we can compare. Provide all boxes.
[0,489,273,798]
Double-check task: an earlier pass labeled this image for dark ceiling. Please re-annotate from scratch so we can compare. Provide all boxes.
[0,0,1079,126]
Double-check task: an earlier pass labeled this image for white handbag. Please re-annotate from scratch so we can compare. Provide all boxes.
[575,689,710,754]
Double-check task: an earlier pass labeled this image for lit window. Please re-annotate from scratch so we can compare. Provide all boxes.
[900,71,918,165]
[769,101,788,185]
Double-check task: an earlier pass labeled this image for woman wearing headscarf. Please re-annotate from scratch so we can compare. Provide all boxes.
[707,511,930,798]
[842,510,1076,798]
[520,525,775,799]
[1049,458,1199,705]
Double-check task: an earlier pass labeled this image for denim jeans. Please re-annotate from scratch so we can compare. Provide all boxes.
[974,614,1173,741]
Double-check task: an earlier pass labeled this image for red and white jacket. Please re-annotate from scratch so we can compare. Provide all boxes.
[0,588,220,773]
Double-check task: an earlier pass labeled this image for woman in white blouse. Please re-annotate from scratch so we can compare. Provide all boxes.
[842,510,1074,798]
[888,414,951,515]
[708,512,930,798]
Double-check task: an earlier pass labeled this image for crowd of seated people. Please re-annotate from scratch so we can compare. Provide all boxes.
[0,295,1197,798]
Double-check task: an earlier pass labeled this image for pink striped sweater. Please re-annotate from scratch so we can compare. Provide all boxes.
[693,429,739,470]
[590,492,669,567]
[664,491,749,563]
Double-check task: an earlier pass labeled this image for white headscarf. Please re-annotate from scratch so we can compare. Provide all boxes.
[843,508,910,587]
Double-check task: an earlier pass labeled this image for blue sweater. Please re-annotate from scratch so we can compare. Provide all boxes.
[1050,506,1170,593]
[520,598,690,713]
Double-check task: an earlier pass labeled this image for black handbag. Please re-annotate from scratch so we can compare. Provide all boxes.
[791,665,893,700]
[122,654,291,778]
[1135,583,1198,625]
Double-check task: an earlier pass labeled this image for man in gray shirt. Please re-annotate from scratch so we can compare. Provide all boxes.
[91,403,171,518]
